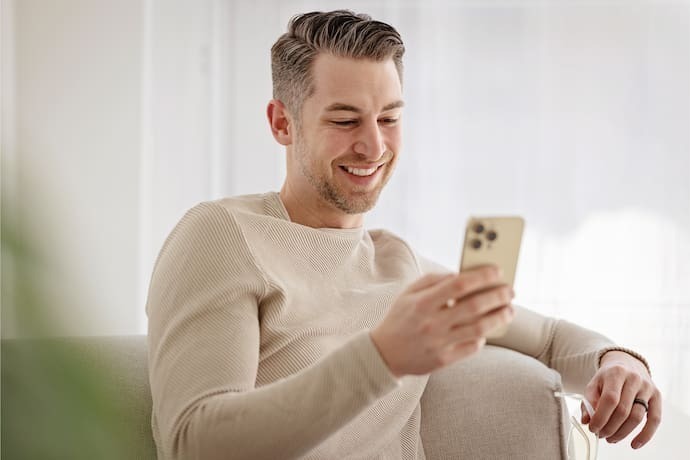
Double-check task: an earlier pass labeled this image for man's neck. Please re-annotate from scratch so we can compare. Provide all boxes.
[279,185,364,229]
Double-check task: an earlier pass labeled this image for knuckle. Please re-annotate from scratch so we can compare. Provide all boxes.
[647,412,662,425]
[482,266,498,283]
[412,298,427,313]
[471,322,487,337]
[613,404,628,419]
[466,297,482,315]
[585,380,598,393]
[434,352,450,368]
[600,390,620,406]
[423,343,439,360]
[453,277,467,293]
[417,319,435,336]
[500,285,512,302]
[628,372,642,386]
[630,411,645,424]
[473,338,486,352]
[608,364,627,377]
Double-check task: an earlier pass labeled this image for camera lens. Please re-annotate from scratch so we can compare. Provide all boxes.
[473,223,485,234]
[486,230,497,241]
[470,238,482,249]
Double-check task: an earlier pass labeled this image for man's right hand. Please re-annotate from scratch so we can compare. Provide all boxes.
[370,266,515,378]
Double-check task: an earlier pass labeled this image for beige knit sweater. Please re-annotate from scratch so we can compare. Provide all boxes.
[146,192,622,460]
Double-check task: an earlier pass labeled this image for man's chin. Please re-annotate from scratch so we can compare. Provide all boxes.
[332,190,382,215]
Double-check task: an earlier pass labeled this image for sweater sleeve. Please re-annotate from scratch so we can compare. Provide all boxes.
[413,254,648,392]
[146,202,399,460]
[486,307,613,392]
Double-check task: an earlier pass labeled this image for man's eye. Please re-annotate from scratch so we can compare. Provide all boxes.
[380,118,399,125]
[332,120,357,126]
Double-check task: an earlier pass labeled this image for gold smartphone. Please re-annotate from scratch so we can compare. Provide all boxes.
[459,216,524,338]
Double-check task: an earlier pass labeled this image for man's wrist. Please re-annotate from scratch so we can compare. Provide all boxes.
[598,347,651,376]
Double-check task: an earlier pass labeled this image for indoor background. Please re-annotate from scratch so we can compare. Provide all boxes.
[2,1,688,458]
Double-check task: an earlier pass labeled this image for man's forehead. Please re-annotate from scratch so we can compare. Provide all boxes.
[309,54,403,112]
[323,101,405,113]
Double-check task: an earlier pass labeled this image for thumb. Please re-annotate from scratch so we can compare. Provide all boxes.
[582,378,601,421]
[581,405,591,424]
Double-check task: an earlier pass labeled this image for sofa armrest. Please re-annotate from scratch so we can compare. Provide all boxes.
[420,345,569,460]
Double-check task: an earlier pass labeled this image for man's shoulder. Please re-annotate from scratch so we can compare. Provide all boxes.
[170,192,280,245]
[367,228,452,275]
[368,228,417,258]
[368,228,407,245]
[211,192,282,219]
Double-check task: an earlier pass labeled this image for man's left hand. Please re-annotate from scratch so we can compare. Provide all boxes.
[582,350,662,449]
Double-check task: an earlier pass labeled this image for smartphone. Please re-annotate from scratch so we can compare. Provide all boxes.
[459,216,524,338]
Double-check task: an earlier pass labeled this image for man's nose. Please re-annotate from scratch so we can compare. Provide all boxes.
[353,120,386,159]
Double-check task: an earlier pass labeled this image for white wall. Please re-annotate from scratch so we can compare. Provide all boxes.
[2,0,143,337]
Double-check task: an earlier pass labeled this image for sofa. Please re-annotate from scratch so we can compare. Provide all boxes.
[1,335,569,459]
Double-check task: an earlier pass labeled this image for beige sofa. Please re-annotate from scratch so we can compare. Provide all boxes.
[1,335,569,459]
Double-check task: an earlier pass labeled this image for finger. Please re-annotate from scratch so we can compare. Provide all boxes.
[580,400,594,424]
[439,285,513,326]
[631,391,662,449]
[603,380,652,443]
[441,337,486,364]
[417,266,503,310]
[407,272,454,294]
[587,376,625,435]
[605,402,647,444]
[598,375,643,439]
[581,408,590,425]
[443,304,514,347]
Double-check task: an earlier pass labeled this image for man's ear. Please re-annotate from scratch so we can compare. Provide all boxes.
[267,99,294,146]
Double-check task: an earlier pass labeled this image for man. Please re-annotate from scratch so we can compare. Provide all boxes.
[146,10,661,459]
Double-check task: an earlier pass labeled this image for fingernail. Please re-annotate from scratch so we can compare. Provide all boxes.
[633,441,643,449]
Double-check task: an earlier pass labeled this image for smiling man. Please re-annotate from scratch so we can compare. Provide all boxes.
[146,10,661,460]
[271,45,403,227]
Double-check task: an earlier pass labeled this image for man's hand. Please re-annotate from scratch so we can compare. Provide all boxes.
[582,351,662,450]
[370,266,515,378]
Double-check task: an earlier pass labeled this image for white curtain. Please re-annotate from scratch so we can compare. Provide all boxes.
[146,0,690,439]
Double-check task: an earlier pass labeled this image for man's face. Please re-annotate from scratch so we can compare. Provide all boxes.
[287,54,403,218]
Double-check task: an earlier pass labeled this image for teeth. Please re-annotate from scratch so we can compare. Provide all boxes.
[345,166,378,176]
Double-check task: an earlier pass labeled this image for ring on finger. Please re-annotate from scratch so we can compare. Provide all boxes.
[632,398,649,413]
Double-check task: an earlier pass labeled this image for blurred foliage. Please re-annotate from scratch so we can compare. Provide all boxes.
[1,214,136,459]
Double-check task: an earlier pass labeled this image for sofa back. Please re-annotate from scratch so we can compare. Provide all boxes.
[2,335,568,459]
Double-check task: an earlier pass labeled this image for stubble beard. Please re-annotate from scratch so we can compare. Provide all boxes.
[294,135,393,215]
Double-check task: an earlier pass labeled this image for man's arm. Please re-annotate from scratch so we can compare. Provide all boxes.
[146,202,399,460]
[415,254,661,449]
[486,304,661,449]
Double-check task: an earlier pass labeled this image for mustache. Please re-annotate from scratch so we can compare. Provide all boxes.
[335,150,395,165]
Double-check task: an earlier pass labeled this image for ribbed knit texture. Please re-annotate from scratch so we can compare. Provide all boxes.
[146,193,428,460]
[146,192,636,459]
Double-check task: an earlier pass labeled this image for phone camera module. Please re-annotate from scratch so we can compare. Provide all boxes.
[486,230,497,241]
[470,238,482,249]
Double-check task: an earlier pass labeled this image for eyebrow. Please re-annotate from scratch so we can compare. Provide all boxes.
[324,100,405,113]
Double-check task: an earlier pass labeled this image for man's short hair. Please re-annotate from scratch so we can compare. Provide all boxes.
[270,10,405,120]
